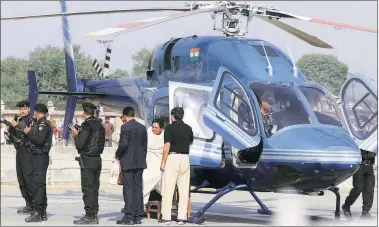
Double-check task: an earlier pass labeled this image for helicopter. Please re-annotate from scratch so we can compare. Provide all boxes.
[1,1,377,224]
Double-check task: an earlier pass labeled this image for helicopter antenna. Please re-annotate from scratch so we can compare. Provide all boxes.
[286,45,297,78]
[261,41,273,76]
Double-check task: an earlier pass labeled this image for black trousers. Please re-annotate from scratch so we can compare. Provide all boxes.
[344,164,375,212]
[31,153,49,212]
[123,169,144,220]
[80,156,102,215]
[16,148,34,207]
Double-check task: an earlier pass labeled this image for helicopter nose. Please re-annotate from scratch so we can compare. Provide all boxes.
[265,125,361,190]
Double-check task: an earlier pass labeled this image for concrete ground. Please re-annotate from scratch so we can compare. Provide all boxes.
[1,185,377,226]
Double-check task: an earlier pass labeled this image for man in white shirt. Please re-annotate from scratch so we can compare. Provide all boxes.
[121,118,165,213]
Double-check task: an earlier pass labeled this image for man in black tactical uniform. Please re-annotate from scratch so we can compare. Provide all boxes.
[23,103,52,222]
[72,102,105,225]
[6,100,34,215]
[342,149,376,218]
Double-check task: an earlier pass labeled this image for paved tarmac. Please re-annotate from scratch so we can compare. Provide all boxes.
[1,185,377,226]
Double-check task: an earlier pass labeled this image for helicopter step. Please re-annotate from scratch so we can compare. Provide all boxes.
[189,182,272,224]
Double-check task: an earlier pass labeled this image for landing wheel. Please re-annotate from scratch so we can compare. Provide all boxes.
[335,212,341,219]
[258,209,273,215]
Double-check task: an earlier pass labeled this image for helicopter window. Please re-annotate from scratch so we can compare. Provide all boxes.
[173,56,180,73]
[340,79,377,140]
[300,87,342,127]
[173,87,214,140]
[214,72,257,136]
[153,97,170,126]
[164,38,181,70]
[250,82,311,135]
[158,65,162,75]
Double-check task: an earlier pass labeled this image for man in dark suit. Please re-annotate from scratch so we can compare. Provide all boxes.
[115,106,148,225]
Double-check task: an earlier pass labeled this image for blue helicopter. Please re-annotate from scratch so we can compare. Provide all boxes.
[2,1,377,224]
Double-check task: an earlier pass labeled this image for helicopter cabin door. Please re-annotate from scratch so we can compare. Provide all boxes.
[339,73,378,153]
[203,66,262,151]
[168,81,224,168]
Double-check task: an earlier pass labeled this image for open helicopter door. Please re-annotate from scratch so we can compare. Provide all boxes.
[339,73,377,153]
[168,81,224,168]
[203,66,262,151]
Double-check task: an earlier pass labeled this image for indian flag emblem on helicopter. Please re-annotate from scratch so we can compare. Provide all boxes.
[190,48,200,62]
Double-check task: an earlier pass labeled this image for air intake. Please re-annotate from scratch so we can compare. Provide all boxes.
[252,45,279,57]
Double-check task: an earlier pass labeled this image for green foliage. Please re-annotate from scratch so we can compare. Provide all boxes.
[107,69,129,79]
[131,47,154,76]
[0,44,157,108]
[297,54,348,96]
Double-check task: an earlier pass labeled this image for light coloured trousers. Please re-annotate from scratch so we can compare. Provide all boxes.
[161,154,190,221]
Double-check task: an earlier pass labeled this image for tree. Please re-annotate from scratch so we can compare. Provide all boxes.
[1,45,98,108]
[131,47,154,76]
[107,69,129,79]
[297,54,348,96]
[131,44,161,76]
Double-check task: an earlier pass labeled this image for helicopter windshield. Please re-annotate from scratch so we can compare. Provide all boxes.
[299,87,342,127]
[250,82,311,137]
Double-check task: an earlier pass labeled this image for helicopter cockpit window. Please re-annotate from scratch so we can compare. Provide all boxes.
[341,79,377,140]
[153,97,170,126]
[299,87,342,127]
[250,82,311,136]
[173,87,214,140]
[214,73,257,136]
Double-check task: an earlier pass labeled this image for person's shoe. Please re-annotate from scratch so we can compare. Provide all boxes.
[342,204,352,218]
[17,205,33,215]
[41,209,48,221]
[176,219,187,225]
[73,214,99,225]
[158,219,171,225]
[25,210,42,222]
[361,210,373,219]
[116,216,134,225]
[134,217,142,224]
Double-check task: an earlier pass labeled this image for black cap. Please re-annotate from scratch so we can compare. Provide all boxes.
[16,100,30,108]
[82,102,97,115]
[261,91,276,105]
[34,103,48,114]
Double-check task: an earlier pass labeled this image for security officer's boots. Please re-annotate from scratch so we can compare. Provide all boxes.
[25,210,42,222]
[361,210,372,219]
[341,204,352,218]
[73,214,99,225]
[17,205,33,215]
[41,209,48,221]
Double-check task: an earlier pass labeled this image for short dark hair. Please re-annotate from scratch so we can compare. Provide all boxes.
[171,107,184,121]
[123,106,135,117]
[152,118,164,129]
[105,116,110,120]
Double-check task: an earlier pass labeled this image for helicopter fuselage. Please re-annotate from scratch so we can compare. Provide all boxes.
[80,36,361,193]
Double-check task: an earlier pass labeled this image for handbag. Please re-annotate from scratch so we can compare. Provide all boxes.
[109,159,121,185]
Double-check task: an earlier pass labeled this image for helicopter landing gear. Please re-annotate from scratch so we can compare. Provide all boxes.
[328,186,341,219]
[189,183,248,224]
[249,191,273,215]
[191,180,211,192]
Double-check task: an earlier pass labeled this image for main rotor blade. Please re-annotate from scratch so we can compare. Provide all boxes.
[0,7,192,21]
[266,9,377,33]
[256,16,333,49]
[84,6,225,38]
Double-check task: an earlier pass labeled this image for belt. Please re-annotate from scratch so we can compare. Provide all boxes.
[169,152,188,155]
